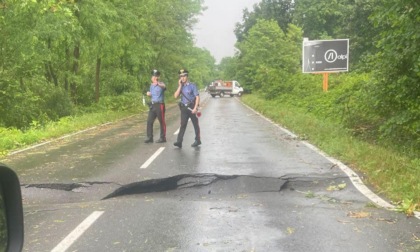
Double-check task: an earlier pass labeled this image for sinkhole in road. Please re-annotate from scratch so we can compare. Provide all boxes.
[102,173,288,200]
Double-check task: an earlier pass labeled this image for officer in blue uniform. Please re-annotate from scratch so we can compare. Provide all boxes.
[144,69,167,143]
[173,69,201,148]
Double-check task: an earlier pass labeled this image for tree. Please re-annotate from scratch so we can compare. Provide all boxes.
[340,0,378,70]
[235,0,294,42]
[218,57,239,81]
[368,0,420,145]
[0,0,208,129]
[236,19,302,98]
[292,0,349,40]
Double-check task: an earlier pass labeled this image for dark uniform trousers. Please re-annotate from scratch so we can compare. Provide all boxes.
[177,103,200,143]
[147,103,166,140]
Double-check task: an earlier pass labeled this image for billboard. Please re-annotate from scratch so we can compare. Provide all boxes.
[302,39,349,73]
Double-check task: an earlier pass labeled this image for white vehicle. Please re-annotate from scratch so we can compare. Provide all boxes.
[207,80,244,97]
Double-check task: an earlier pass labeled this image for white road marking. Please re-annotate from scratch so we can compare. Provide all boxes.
[140,147,165,169]
[51,211,104,252]
[301,142,395,209]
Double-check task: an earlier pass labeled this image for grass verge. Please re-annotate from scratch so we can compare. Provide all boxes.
[241,94,419,216]
[0,109,145,157]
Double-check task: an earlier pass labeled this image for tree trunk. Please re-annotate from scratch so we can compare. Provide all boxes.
[45,38,58,86]
[64,47,70,91]
[70,3,81,104]
[70,43,80,104]
[95,57,101,103]
[49,63,58,87]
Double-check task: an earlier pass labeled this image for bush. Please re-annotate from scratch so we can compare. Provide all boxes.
[101,69,138,96]
[43,87,74,121]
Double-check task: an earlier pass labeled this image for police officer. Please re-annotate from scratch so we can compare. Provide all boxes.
[173,69,201,148]
[144,69,167,143]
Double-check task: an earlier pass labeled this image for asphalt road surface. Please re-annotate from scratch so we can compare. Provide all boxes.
[2,93,419,252]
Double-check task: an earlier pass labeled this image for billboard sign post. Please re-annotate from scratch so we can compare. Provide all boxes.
[302,39,349,91]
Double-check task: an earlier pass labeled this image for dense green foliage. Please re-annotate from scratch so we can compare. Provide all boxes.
[368,0,420,148]
[0,0,215,130]
[228,0,419,152]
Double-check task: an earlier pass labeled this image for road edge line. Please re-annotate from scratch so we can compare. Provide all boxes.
[241,101,420,220]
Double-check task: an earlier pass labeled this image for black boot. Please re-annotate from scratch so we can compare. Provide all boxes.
[191,140,201,147]
[144,138,153,143]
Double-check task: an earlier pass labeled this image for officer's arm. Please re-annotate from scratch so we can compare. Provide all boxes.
[194,95,200,110]
[158,82,166,89]
[174,80,182,98]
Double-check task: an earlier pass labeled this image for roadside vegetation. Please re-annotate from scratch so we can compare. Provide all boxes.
[1,0,418,215]
[0,93,145,156]
[241,92,419,216]
[0,1,214,152]
[0,0,215,132]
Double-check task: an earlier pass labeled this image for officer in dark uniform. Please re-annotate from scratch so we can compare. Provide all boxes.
[173,69,201,148]
[144,69,167,143]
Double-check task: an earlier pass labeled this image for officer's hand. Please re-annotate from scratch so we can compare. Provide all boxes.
[146,91,151,96]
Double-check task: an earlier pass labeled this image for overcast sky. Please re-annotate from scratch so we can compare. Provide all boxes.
[193,0,261,63]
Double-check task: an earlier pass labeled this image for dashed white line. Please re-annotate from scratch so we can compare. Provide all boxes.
[140,147,165,169]
[51,211,104,252]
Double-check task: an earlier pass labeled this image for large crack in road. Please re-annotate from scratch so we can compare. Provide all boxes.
[21,173,349,204]
[101,173,349,199]
[22,181,117,192]
[102,173,288,200]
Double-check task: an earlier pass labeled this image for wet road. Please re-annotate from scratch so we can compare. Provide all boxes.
[2,93,420,251]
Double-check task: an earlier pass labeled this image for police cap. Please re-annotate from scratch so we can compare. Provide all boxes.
[178,69,188,76]
[151,69,160,76]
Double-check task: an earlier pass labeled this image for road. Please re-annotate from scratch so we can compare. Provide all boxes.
[2,93,420,252]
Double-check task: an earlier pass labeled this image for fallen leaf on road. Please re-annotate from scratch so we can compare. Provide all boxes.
[338,183,347,189]
[228,208,239,213]
[347,211,371,218]
[375,218,396,224]
[327,183,347,191]
[144,196,154,202]
[287,227,295,234]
